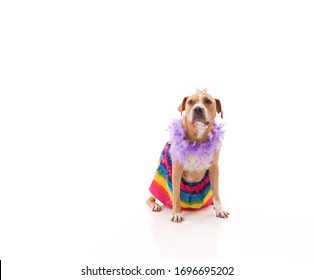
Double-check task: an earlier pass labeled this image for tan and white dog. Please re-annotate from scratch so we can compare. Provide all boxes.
[147,90,229,222]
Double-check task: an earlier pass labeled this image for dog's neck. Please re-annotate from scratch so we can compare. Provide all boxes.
[182,118,213,145]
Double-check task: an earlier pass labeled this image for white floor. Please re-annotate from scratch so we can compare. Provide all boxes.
[91,196,314,279]
[95,200,314,261]
[2,191,314,280]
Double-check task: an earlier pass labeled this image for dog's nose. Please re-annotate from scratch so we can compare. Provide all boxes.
[194,106,204,114]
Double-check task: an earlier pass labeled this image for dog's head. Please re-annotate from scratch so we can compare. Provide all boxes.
[178,92,223,126]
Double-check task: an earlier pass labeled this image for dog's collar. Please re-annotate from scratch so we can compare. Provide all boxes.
[168,118,225,165]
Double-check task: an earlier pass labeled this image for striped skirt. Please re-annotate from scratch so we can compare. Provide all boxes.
[149,142,213,209]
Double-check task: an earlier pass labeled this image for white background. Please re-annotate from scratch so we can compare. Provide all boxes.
[1,0,314,279]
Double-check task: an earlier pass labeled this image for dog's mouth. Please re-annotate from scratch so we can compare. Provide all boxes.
[192,116,210,126]
[193,119,210,126]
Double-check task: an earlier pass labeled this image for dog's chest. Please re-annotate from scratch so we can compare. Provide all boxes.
[182,154,210,172]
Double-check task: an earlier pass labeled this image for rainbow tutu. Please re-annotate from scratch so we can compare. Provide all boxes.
[149,142,213,209]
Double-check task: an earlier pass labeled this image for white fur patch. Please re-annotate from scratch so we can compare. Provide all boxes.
[195,122,207,139]
[183,154,210,172]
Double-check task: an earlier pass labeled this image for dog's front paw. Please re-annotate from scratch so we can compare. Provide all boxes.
[171,212,184,223]
[213,199,229,218]
[215,208,230,218]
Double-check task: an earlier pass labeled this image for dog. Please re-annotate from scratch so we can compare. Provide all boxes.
[147,88,229,222]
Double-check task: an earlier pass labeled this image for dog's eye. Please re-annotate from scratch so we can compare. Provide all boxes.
[188,100,194,105]
[205,99,212,104]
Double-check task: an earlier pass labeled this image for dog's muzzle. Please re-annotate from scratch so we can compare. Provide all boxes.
[192,106,209,125]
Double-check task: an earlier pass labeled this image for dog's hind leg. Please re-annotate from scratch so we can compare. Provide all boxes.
[146,196,162,212]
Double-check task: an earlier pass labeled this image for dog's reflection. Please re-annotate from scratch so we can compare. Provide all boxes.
[149,205,222,259]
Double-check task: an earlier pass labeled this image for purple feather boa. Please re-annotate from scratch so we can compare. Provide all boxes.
[169,118,225,165]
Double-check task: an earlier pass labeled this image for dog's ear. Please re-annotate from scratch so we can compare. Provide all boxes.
[178,96,188,115]
[215,98,224,119]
